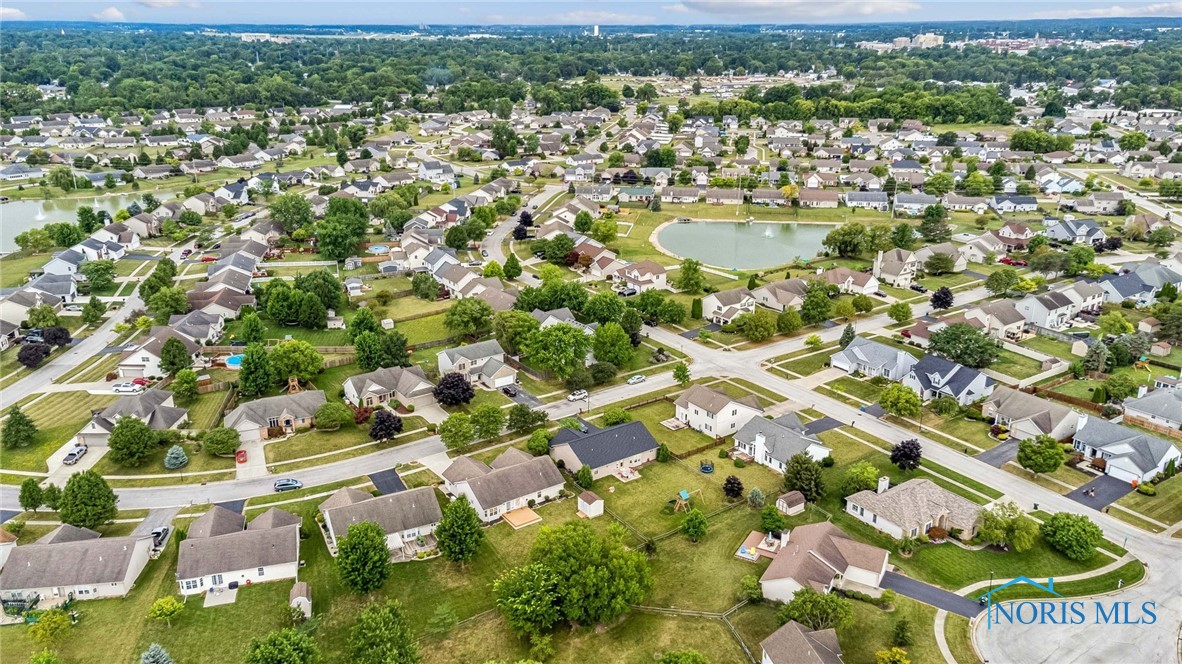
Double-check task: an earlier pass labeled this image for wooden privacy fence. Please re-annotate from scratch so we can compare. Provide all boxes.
[1027,384,1104,413]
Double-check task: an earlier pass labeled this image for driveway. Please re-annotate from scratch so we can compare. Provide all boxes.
[963,269,989,280]
[803,416,843,436]
[681,323,720,339]
[132,507,179,536]
[880,571,983,618]
[1065,474,1133,509]
[975,439,1019,468]
[508,388,542,409]
[368,470,407,495]
[214,499,245,514]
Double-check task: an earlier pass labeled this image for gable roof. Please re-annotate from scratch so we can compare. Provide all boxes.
[832,336,915,373]
[224,391,327,430]
[1075,416,1180,474]
[445,453,564,509]
[176,523,299,580]
[761,621,843,664]
[0,535,152,590]
[734,414,828,465]
[761,522,887,590]
[439,339,505,364]
[674,384,762,416]
[343,366,434,400]
[985,386,1075,434]
[847,478,981,534]
[550,421,660,470]
[91,389,187,432]
[189,504,246,539]
[322,486,442,539]
[909,354,994,397]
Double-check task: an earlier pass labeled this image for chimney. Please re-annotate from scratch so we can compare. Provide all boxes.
[1136,384,1148,399]
[877,476,890,494]
[754,432,766,447]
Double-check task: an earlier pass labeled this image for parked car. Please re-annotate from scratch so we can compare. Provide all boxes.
[874,291,887,298]
[1010,259,1028,267]
[236,449,248,464]
[273,478,303,492]
[999,256,1015,265]
[501,386,518,397]
[200,255,217,262]
[131,377,151,386]
[627,375,646,385]
[150,527,170,547]
[63,446,87,465]
[112,382,144,394]
[567,390,588,402]
[909,284,927,293]
[901,329,912,338]
[63,305,83,313]
[481,249,489,257]
[620,288,638,297]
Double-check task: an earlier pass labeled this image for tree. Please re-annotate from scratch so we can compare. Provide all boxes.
[443,299,494,341]
[436,495,485,564]
[171,368,198,403]
[1017,434,1065,475]
[314,402,353,431]
[929,286,954,310]
[1041,512,1103,561]
[924,172,955,196]
[238,343,273,397]
[148,596,185,627]
[348,600,420,664]
[879,383,922,419]
[978,501,1038,552]
[19,477,43,512]
[1118,132,1148,152]
[574,464,593,489]
[985,267,1020,296]
[18,343,52,369]
[1105,372,1139,400]
[783,453,825,502]
[799,279,832,325]
[157,337,191,377]
[28,305,60,329]
[929,323,999,368]
[918,204,951,243]
[469,403,505,441]
[657,299,686,325]
[583,291,626,325]
[778,587,853,630]
[852,294,875,314]
[890,439,923,471]
[839,324,856,349]
[270,340,323,384]
[715,474,742,502]
[1083,341,1111,373]
[592,322,634,366]
[1098,311,1134,336]
[271,192,314,234]
[438,412,476,452]
[369,410,404,442]
[59,470,118,529]
[503,252,523,280]
[923,252,955,277]
[493,310,540,355]
[658,651,710,664]
[410,273,438,302]
[833,300,856,321]
[14,228,54,253]
[494,563,562,637]
[777,309,803,335]
[505,404,545,435]
[891,223,917,250]
[81,295,106,326]
[41,484,62,511]
[203,427,241,456]
[80,259,117,292]
[293,271,343,311]
[760,504,787,533]
[434,372,475,406]
[876,647,912,664]
[822,222,867,258]
[525,324,593,379]
[140,643,176,664]
[317,216,362,261]
[243,629,321,664]
[338,521,393,593]
[148,286,189,324]
[840,460,879,497]
[681,508,707,542]
[887,302,913,324]
[109,417,157,467]
[163,445,189,470]
[673,362,691,386]
[28,609,72,648]
[526,429,552,456]
[40,326,70,348]
[675,258,708,293]
[2,405,37,449]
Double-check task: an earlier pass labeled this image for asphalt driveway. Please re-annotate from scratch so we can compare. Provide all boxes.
[803,416,843,436]
[1065,474,1133,509]
[681,323,720,339]
[369,469,407,495]
[881,571,983,618]
[976,439,1019,468]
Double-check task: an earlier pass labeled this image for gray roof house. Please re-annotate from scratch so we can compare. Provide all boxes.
[176,505,301,595]
[0,526,154,602]
[76,389,188,446]
[1043,218,1106,244]
[442,449,564,523]
[549,421,660,480]
[224,390,327,442]
[902,354,995,406]
[760,621,843,664]
[846,478,982,540]
[733,413,831,473]
[1123,387,1182,432]
[830,336,918,381]
[982,386,1079,442]
[342,365,435,408]
[1071,415,1181,483]
[437,339,517,389]
[319,486,443,553]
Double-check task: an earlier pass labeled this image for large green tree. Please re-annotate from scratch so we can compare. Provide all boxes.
[59,470,118,529]
[525,323,593,379]
[348,601,421,664]
[243,629,321,664]
[338,521,393,593]
[435,495,485,564]
[928,323,1000,368]
[269,340,324,384]
[1017,434,1065,475]
[109,417,157,467]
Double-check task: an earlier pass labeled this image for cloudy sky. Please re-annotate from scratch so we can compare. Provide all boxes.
[1,0,1181,25]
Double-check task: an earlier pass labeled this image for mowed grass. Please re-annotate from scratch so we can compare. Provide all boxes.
[977,560,1145,602]
[0,249,59,287]
[265,416,430,464]
[1020,335,1077,361]
[592,459,721,537]
[837,596,947,664]
[1052,364,1174,401]
[991,348,1046,380]
[395,312,452,346]
[625,400,715,456]
[182,390,229,429]
[944,614,979,664]
[91,440,235,477]
[2,392,116,471]
[1116,475,1182,525]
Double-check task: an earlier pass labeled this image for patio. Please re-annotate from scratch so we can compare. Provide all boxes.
[203,587,238,607]
[735,530,782,562]
[502,506,543,530]
[611,467,643,482]
[394,533,438,562]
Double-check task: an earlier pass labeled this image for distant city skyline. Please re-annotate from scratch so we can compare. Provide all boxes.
[2,1,1182,26]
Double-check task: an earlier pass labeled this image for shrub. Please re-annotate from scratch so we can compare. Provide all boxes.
[927,526,948,541]
[353,406,373,424]
[1137,483,1157,496]
[821,456,835,468]
[718,448,729,459]
[734,459,747,468]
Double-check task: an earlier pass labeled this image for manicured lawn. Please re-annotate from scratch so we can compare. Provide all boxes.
[221,316,351,346]
[0,249,58,287]
[593,460,720,537]
[1020,335,1077,361]
[709,379,777,408]
[395,312,452,346]
[263,416,427,464]
[828,375,884,403]
[365,293,452,322]
[244,478,375,509]
[181,391,229,430]
[2,392,116,472]
[626,400,715,456]
[776,347,837,376]
[1051,364,1174,400]
[92,439,236,477]
[920,412,998,451]
[444,387,512,414]
[308,362,362,399]
[897,536,1111,591]
[483,498,633,570]
[977,560,1145,602]
[838,596,946,664]
[725,377,787,403]
[944,614,978,664]
[991,348,1045,380]
[648,506,769,612]
[1116,474,1182,526]
[58,351,122,384]
[917,271,977,290]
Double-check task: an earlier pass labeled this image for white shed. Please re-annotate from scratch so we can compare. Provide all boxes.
[289,581,312,619]
[578,491,604,519]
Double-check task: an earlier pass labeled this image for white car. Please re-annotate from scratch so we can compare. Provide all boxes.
[63,305,83,313]
[566,390,588,402]
[627,375,646,385]
[112,382,144,394]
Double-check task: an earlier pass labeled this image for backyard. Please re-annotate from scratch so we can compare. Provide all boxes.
[1,391,116,472]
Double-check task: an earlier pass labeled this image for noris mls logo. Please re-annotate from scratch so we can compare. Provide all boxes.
[981,576,1157,629]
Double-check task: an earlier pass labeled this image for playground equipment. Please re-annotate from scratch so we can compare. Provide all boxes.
[1134,357,1151,373]
[672,488,702,513]
[699,459,715,474]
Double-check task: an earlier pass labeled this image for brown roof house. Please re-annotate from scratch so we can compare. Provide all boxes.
[224,390,326,442]
[759,522,888,603]
[442,449,564,523]
[76,389,188,446]
[675,384,764,438]
[319,486,442,557]
[760,620,843,664]
[845,478,982,541]
[176,505,301,595]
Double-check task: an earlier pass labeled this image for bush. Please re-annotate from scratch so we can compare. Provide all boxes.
[718,449,729,459]
[353,406,374,424]
[821,456,835,468]
[733,459,746,468]
[1137,483,1157,496]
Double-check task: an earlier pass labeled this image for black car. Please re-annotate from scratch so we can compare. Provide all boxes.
[909,284,928,293]
[501,386,518,397]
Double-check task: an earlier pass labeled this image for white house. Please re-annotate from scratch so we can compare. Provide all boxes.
[437,339,517,389]
[674,384,764,438]
[902,354,995,406]
[700,287,756,324]
[176,506,300,596]
[872,249,920,288]
[759,522,888,603]
[846,478,982,540]
[1072,416,1181,484]
[319,486,442,553]
[76,389,188,446]
[1016,291,1076,329]
[442,449,565,523]
[830,336,918,381]
[117,327,202,379]
[0,526,153,603]
[548,421,660,480]
[733,414,831,473]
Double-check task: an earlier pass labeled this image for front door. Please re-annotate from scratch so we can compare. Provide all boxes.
[211,574,223,586]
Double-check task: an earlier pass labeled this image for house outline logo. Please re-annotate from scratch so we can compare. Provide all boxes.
[982,576,1062,629]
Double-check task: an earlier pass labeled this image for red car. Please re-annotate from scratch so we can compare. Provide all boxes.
[1011,259,1028,267]
[131,377,151,386]
[200,255,217,263]
[999,256,1014,265]
[236,449,248,464]
[901,330,912,338]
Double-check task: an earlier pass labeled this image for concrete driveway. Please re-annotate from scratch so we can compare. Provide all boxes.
[881,571,983,618]
[132,507,179,537]
[1066,474,1134,509]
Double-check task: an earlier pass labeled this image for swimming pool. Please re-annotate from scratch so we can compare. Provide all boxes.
[367,244,390,254]
[225,354,245,368]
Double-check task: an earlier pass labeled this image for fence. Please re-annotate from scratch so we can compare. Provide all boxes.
[506,355,555,382]
[1028,384,1104,413]
[322,355,355,369]
[1146,357,1182,372]
[1032,325,1079,344]
[196,380,234,394]
[672,436,729,461]
[202,345,357,354]
[1122,413,1182,440]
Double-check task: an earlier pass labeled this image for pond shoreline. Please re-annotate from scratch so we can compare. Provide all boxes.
[649,218,837,271]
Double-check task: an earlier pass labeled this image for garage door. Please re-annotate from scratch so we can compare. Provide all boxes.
[492,374,515,388]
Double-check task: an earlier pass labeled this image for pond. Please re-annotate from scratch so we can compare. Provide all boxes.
[0,194,145,252]
[655,221,836,270]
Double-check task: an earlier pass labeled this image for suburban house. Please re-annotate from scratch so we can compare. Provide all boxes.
[615,261,667,292]
[996,221,1037,251]
[759,620,843,664]
[1055,280,1106,317]
[843,191,889,211]
[674,384,764,438]
[798,189,840,208]
[894,193,939,215]
[76,389,188,446]
[830,336,918,381]
[700,287,756,324]
[342,366,436,409]
[958,232,1006,264]
[982,386,1080,442]
[988,195,1038,214]
[176,506,301,596]
[733,413,831,473]
[1016,291,1076,329]
[437,340,517,389]
[821,267,879,295]
[914,242,968,274]
[223,390,327,442]
[751,278,809,312]
[759,522,889,603]
[872,249,920,288]
[441,448,565,523]
[319,486,442,554]
[548,421,660,480]
[1123,388,1182,434]
[1075,191,1125,215]
[846,478,982,540]
[963,300,1027,342]
[0,526,153,603]
[117,327,202,379]
[1071,416,1181,483]
[1043,218,1107,245]
[902,354,995,406]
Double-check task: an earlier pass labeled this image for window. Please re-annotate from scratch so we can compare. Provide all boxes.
[871,514,876,523]
[268,417,279,427]
[211,574,223,586]
[258,568,265,576]
[910,527,918,537]
[182,579,200,591]
[924,521,932,532]
[732,409,737,416]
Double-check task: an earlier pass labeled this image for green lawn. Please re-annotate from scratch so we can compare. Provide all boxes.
[917,271,978,290]
[182,390,229,429]
[776,346,837,376]
[263,418,429,465]
[57,352,122,384]
[897,536,1111,591]
[625,400,715,456]
[1020,335,1077,361]
[0,249,59,287]
[1116,474,1182,526]
[828,376,884,403]
[976,560,1145,602]
[943,614,979,664]
[991,348,1045,380]
[837,596,947,664]
[592,459,721,537]
[1052,364,1174,401]
[91,440,235,478]
[2,392,116,472]
[221,316,351,346]
[395,312,452,346]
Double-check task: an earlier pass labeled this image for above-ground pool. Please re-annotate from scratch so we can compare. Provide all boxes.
[225,354,245,369]
[367,244,390,254]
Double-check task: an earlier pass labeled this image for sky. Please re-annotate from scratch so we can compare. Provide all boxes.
[1,0,1182,25]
